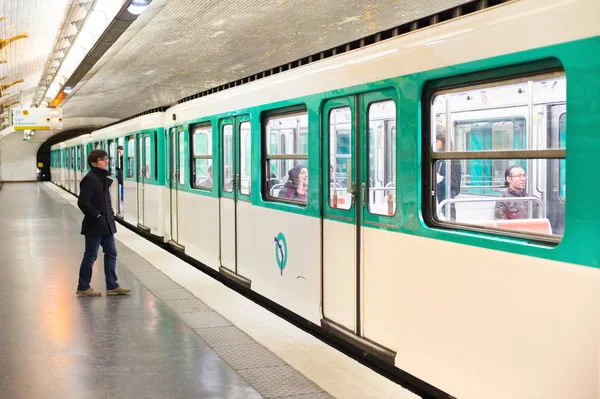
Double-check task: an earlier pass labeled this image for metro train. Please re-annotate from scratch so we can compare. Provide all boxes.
[50,1,600,398]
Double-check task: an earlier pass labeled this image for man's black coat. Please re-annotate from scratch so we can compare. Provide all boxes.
[77,167,117,236]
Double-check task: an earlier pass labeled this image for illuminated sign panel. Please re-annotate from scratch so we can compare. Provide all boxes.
[11,108,63,130]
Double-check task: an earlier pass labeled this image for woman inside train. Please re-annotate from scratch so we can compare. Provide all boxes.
[278,164,308,202]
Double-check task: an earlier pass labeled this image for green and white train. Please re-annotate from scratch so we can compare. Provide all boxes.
[51,0,600,397]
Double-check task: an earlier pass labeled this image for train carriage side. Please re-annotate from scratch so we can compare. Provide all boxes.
[91,112,167,240]
[164,1,600,398]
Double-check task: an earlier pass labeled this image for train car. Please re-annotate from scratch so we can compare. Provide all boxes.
[161,1,600,397]
[52,0,600,397]
[55,135,91,195]
[89,112,167,240]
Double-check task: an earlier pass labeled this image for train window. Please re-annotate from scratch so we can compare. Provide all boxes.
[126,136,134,178]
[264,110,308,204]
[222,124,233,193]
[108,140,115,175]
[367,100,396,216]
[240,121,251,195]
[329,107,352,210]
[154,131,158,182]
[138,136,144,179]
[428,72,566,241]
[191,123,212,190]
[178,131,185,185]
[144,136,151,180]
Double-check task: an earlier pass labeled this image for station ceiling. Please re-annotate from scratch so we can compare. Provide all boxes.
[6,0,475,124]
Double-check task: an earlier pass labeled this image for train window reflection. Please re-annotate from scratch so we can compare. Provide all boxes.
[329,107,352,210]
[240,121,251,195]
[367,100,396,216]
[191,123,212,190]
[126,136,134,178]
[222,124,233,193]
[264,110,308,205]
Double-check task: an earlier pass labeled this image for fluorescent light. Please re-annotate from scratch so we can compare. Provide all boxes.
[128,0,149,15]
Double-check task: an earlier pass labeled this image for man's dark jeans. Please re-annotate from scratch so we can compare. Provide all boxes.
[77,235,118,291]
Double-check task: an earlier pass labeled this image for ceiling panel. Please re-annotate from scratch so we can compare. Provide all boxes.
[0,0,71,102]
[62,0,474,120]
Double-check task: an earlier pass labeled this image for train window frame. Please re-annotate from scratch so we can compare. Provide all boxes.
[422,62,566,245]
[190,122,213,191]
[261,106,309,206]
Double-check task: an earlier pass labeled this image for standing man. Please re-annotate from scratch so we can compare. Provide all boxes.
[76,149,130,297]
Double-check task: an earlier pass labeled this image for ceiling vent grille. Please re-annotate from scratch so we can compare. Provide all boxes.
[177,0,511,105]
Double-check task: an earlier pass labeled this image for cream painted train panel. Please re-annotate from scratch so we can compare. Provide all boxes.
[177,191,220,270]
[323,219,356,332]
[236,204,321,324]
[219,198,236,271]
[360,226,600,399]
[123,180,137,226]
[143,184,165,237]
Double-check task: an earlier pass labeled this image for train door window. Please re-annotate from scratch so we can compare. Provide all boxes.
[367,100,396,216]
[144,136,151,180]
[178,130,185,185]
[222,124,233,192]
[427,71,566,241]
[154,131,158,182]
[329,107,352,210]
[126,136,134,178]
[263,109,308,204]
[239,121,251,195]
[108,140,115,175]
[191,122,212,190]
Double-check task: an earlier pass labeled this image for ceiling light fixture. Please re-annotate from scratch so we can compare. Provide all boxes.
[127,0,150,15]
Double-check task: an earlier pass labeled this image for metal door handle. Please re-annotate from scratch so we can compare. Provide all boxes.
[361,183,366,208]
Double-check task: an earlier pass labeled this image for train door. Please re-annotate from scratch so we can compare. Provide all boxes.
[168,127,184,246]
[322,96,359,332]
[219,115,251,277]
[321,92,398,341]
[136,133,151,231]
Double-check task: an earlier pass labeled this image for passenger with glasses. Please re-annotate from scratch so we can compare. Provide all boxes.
[494,165,539,220]
[76,149,130,297]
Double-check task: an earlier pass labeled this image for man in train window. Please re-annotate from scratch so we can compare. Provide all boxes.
[494,165,540,219]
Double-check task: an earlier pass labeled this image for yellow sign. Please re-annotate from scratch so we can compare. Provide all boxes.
[37,162,43,168]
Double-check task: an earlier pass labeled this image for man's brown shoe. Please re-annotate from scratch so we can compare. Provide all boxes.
[76,287,102,297]
[106,286,131,296]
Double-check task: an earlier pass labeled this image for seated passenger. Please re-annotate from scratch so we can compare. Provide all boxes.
[278,164,308,201]
[205,165,212,189]
[495,165,539,219]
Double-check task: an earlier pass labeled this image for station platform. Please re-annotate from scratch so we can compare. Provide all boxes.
[0,182,419,399]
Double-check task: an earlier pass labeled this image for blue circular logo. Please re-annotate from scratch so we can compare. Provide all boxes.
[274,232,287,276]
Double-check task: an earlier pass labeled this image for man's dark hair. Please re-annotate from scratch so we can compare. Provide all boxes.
[117,145,123,151]
[88,149,108,168]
